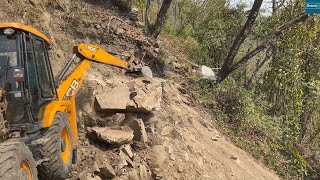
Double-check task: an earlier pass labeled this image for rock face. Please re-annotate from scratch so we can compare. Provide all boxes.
[88,126,134,145]
[200,65,216,80]
[95,78,162,113]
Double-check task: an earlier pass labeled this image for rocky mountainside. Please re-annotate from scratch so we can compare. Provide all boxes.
[1,0,279,179]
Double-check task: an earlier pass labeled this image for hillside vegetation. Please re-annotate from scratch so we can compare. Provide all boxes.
[150,0,319,179]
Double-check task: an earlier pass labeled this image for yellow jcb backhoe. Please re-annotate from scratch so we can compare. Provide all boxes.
[0,22,150,180]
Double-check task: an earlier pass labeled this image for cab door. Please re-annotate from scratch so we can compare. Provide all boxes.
[25,35,56,121]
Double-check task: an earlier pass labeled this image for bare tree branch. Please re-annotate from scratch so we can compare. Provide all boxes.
[230,13,308,72]
[217,0,263,82]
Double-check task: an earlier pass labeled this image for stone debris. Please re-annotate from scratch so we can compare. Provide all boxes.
[200,65,216,81]
[117,156,128,170]
[184,152,190,162]
[126,79,162,113]
[84,113,126,127]
[120,144,134,158]
[79,173,102,180]
[88,126,134,145]
[120,150,134,167]
[212,134,221,141]
[93,162,100,172]
[160,126,174,136]
[151,145,167,168]
[211,136,219,141]
[141,66,153,78]
[97,161,116,179]
[139,164,151,180]
[127,119,148,148]
[128,169,139,180]
[105,113,126,126]
[178,87,187,94]
[153,168,164,179]
[230,155,238,160]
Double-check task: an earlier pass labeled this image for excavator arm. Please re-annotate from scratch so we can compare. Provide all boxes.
[78,43,130,69]
[55,43,143,100]
[40,43,147,149]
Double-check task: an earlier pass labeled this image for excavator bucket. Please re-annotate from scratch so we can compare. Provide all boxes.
[125,64,153,78]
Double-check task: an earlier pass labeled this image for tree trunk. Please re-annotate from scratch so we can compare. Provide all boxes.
[272,0,277,15]
[150,0,173,38]
[145,0,151,28]
[173,0,177,33]
[217,13,308,83]
[158,0,162,13]
[217,0,263,82]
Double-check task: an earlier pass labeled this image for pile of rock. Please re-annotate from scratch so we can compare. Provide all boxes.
[77,77,163,180]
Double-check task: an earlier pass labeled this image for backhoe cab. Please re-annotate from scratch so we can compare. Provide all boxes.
[0,23,148,180]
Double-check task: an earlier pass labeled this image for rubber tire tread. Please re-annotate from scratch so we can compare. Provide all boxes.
[38,112,72,180]
[0,141,38,180]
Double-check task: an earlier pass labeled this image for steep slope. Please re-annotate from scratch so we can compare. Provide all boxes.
[0,0,279,179]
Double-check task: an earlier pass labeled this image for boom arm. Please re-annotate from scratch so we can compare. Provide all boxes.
[78,43,130,69]
[55,43,133,88]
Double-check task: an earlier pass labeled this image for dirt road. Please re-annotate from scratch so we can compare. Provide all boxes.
[141,82,279,180]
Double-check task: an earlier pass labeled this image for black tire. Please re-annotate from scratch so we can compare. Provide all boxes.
[0,142,38,180]
[38,112,73,180]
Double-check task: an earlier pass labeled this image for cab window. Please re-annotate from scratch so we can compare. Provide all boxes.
[33,39,55,98]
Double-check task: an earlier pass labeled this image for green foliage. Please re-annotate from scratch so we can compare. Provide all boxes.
[160,0,246,68]
[180,37,210,65]
[261,1,320,178]
[151,0,320,179]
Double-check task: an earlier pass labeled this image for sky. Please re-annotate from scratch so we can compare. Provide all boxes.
[229,0,273,15]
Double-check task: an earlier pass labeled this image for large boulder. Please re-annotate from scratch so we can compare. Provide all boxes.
[200,65,216,80]
[95,85,130,111]
[95,78,162,113]
[88,126,134,145]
